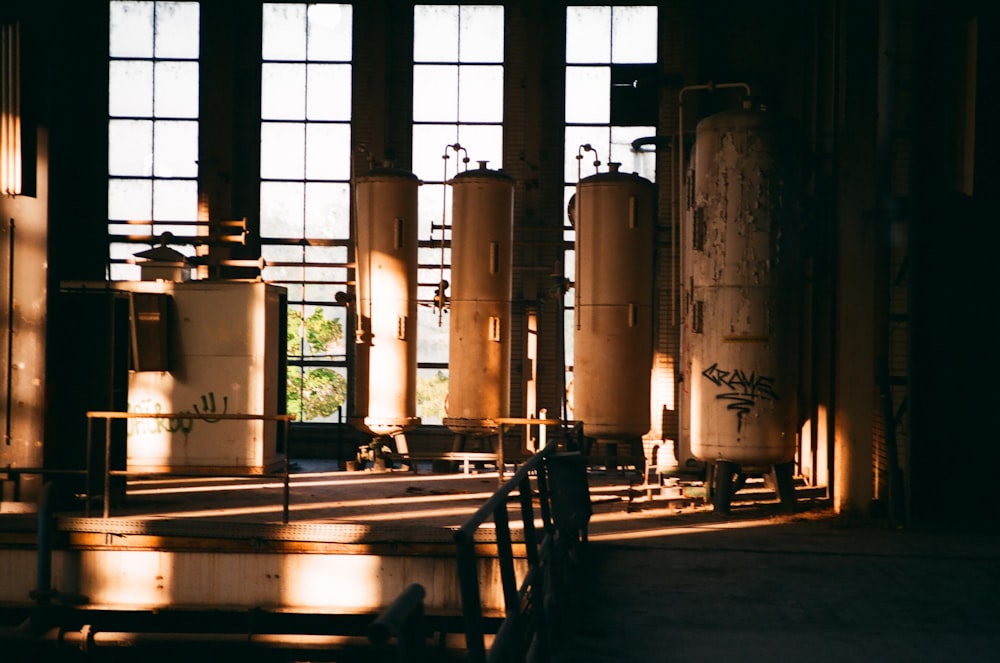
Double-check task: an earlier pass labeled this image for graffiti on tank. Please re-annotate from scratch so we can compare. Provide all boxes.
[128,391,230,435]
[193,391,229,422]
[128,400,194,436]
[701,363,778,431]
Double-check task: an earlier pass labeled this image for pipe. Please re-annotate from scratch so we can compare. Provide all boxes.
[32,481,54,605]
[5,217,13,447]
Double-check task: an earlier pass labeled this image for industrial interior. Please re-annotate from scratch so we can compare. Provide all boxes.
[1,0,997,661]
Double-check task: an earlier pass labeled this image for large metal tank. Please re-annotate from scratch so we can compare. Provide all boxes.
[443,162,514,435]
[573,163,655,439]
[682,107,799,468]
[352,165,421,437]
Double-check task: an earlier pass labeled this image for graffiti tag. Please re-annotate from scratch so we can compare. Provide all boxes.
[701,363,778,431]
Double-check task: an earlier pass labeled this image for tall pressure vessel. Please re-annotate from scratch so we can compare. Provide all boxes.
[683,107,799,467]
[352,165,421,438]
[444,162,514,435]
[573,163,655,439]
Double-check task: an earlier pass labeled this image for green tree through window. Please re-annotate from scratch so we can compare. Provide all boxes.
[287,307,346,420]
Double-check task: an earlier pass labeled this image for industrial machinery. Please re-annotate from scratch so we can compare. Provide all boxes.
[351,164,421,456]
[681,103,800,511]
[573,162,656,466]
[442,161,514,437]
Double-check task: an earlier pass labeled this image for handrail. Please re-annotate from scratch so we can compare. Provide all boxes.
[368,582,427,662]
[454,441,591,663]
[86,411,296,522]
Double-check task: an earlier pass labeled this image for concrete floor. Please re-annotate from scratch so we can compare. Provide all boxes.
[551,494,1000,663]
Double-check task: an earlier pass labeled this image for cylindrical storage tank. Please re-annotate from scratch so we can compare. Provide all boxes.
[443,163,514,435]
[352,165,421,437]
[683,107,799,467]
[573,163,655,439]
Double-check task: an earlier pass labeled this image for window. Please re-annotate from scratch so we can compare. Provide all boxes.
[563,5,658,415]
[108,1,200,281]
[412,4,505,424]
[260,3,353,423]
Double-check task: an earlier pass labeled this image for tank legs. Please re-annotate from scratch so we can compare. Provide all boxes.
[711,460,739,514]
[773,461,797,511]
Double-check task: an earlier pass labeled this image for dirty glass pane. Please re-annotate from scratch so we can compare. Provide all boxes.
[260,181,306,238]
[260,122,306,180]
[305,123,351,181]
[305,182,351,239]
[458,65,503,122]
[109,61,153,117]
[154,2,200,59]
[263,3,307,61]
[306,64,351,120]
[565,66,610,124]
[414,65,459,122]
[109,119,153,176]
[153,120,198,178]
[414,5,458,62]
[459,5,503,63]
[262,63,307,120]
[110,1,154,58]
[612,6,657,63]
[307,4,352,61]
[152,179,197,222]
[565,6,610,63]
[108,178,152,219]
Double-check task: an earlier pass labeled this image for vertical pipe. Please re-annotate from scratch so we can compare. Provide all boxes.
[4,219,13,448]
[34,481,54,605]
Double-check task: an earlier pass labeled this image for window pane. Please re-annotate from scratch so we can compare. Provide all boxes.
[565,66,610,124]
[154,60,199,118]
[414,5,458,62]
[307,4,352,61]
[417,309,449,364]
[262,63,307,120]
[153,120,198,178]
[612,6,657,63]
[262,245,303,282]
[307,64,351,121]
[413,124,460,181]
[152,179,197,220]
[305,182,350,238]
[413,65,458,122]
[610,125,656,181]
[458,65,503,122]
[263,3,307,61]
[287,365,347,423]
[459,5,503,63]
[417,182,450,240]
[455,124,502,169]
[260,181,305,238]
[417,367,449,424]
[565,125,610,183]
[110,1,154,58]
[154,2,200,59]
[109,119,153,176]
[108,178,152,219]
[261,122,306,179]
[109,61,153,117]
[566,6,611,63]
[305,123,351,180]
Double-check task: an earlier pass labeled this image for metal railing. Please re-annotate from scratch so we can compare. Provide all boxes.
[86,410,296,521]
[454,440,591,663]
